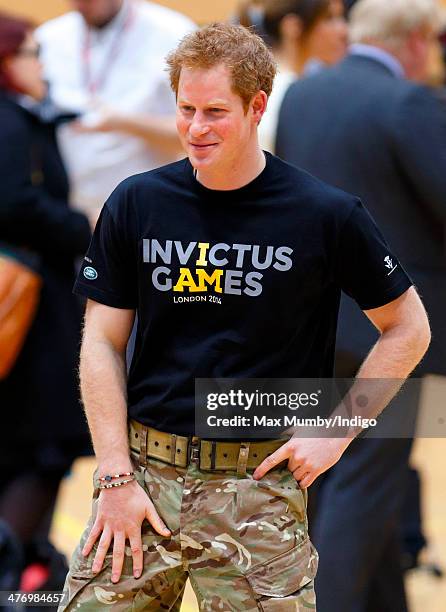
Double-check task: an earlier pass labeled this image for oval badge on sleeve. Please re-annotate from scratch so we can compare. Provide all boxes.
[83,266,98,280]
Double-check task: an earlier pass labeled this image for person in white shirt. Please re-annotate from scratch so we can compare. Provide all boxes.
[37,0,195,225]
[237,0,347,153]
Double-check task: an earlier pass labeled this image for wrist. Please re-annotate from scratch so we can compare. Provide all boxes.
[99,478,139,496]
[330,436,351,455]
[97,457,133,476]
[111,112,129,132]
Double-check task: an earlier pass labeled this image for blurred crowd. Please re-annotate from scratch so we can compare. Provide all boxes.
[0,1,445,611]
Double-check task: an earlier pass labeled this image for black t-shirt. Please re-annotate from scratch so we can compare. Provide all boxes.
[74,153,412,435]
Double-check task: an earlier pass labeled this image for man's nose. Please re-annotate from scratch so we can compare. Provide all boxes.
[189,112,211,138]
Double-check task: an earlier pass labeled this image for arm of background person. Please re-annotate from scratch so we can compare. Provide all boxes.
[74,108,182,157]
[392,86,446,223]
[0,107,90,255]
[253,287,431,486]
[80,300,171,584]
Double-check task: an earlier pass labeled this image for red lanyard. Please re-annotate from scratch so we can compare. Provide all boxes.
[82,2,134,96]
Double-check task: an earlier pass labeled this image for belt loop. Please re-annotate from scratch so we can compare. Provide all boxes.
[139,425,148,467]
[237,442,250,476]
[301,486,308,508]
[210,441,216,470]
[170,434,177,465]
[189,437,200,465]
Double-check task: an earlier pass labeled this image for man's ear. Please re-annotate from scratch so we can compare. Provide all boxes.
[403,26,433,82]
[406,28,423,55]
[251,90,268,124]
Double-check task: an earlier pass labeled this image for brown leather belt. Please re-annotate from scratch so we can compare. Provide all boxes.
[129,420,285,472]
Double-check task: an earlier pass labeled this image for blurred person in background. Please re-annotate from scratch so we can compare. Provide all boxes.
[37,0,195,227]
[0,12,92,594]
[276,0,446,611]
[235,0,347,152]
[344,0,359,10]
[262,0,347,75]
[344,0,444,577]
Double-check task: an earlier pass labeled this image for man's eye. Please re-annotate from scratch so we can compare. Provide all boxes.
[209,108,224,113]
[181,106,194,112]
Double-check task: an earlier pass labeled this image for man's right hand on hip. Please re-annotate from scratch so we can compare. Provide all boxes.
[81,479,171,583]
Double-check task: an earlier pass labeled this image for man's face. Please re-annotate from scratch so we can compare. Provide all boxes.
[176,64,259,174]
[70,0,122,27]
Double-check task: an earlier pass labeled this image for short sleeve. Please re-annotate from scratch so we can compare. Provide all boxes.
[336,199,413,310]
[73,186,138,308]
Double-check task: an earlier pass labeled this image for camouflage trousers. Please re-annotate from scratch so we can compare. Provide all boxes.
[59,449,318,611]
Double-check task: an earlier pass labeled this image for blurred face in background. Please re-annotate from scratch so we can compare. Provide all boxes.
[302,0,348,65]
[70,0,123,27]
[2,32,45,100]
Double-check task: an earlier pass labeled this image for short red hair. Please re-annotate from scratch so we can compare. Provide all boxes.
[166,23,277,111]
[0,12,33,92]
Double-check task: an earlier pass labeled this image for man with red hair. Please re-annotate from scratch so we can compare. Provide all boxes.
[61,22,430,611]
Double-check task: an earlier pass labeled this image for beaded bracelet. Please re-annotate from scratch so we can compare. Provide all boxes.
[98,471,134,483]
[98,477,135,490]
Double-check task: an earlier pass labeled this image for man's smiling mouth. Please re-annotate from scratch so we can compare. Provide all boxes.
[189,143,219,148]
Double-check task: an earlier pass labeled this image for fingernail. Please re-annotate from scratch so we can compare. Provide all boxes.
[134,570,141,578]
[111,575,119,583]
[92,565,99,573]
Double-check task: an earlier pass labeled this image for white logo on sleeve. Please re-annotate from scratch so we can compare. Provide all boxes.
[384,256,397,276]
[83,266,98,280]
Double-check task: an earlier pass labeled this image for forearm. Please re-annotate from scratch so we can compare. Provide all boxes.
[80,337,132,474]
[113,113,181,155]
[334,323,430,445]
[357,323,430,379]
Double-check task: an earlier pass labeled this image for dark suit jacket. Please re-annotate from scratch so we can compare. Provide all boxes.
[276,54,446,374]
[0,91,91,446]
